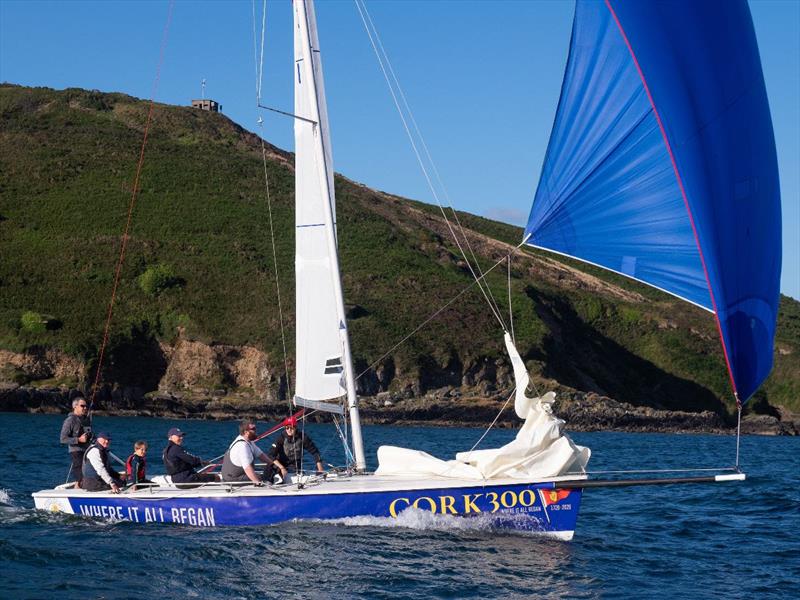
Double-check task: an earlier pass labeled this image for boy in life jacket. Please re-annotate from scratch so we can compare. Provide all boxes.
[125,440,151,488]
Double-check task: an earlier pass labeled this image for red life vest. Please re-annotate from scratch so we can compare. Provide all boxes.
[125,454,146,483]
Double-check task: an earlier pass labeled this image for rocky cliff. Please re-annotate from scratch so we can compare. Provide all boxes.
[1,341,796,435]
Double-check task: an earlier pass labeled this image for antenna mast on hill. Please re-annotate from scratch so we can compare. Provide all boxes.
[201,78,206,100]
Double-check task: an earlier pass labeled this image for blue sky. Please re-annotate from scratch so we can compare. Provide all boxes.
[1,0,797,300]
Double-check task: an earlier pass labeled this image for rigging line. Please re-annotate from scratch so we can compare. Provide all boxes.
[508,254,515,344]
[357,0,506,329]
[446,205,507,322]
[357,1,506,323]
[355,239,526,381]
[256,103,317,124]
[432,386,515,481]
[89,0,175,410]
[353,0,507,330]
[465,387,514,457]
[332,414,356,466]
[251,0,260,101]
[63,463,73,486]
[252,0,292,402]
[735,402,742,470]
[258,0,266,101]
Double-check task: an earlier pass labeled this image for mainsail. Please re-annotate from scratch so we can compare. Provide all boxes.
[293,0,347,402]
[525,0,781,402]
[293,0,365,467]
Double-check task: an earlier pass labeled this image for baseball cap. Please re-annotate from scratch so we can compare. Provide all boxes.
[167,427,185,438]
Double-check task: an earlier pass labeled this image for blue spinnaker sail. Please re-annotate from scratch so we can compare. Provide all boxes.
[525,0,781,402]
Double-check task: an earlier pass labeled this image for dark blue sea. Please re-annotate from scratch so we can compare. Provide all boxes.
[0,413,797,599]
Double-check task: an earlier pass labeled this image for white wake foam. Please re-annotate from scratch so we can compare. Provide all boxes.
[325,507,556,536]
[0,488,12,505]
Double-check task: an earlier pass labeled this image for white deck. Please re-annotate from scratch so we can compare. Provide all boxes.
[33,471,586,502]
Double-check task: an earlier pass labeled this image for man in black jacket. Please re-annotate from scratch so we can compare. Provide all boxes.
[264,416,324,483]
[60,396,92,485]
[162,428,217,484]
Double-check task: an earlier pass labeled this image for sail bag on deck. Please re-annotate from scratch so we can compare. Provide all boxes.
[376,334,590,480]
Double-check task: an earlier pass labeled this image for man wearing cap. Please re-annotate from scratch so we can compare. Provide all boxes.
[221,419,287,485]
[162,428,217,484]
[60,396,92,485]
[264,416,324,483]
[82,432,124,493]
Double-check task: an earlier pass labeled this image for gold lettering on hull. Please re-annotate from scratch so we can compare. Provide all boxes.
[389,497,410,518]
[463,493,482,513]
[387,488,573,519]
[439,495,457,514]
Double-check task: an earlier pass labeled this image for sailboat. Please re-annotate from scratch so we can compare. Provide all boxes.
[32,0,780,540]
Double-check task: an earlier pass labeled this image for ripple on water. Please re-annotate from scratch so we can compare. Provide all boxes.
[1,416,799,599]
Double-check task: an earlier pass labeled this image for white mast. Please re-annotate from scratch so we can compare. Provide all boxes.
[293,0,366,471]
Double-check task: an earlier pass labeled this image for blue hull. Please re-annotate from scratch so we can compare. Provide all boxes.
[44,481,582,536]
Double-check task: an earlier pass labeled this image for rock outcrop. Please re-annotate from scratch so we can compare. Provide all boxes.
[1,342,797,435]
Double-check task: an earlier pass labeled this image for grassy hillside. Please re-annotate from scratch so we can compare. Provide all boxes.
[1,84,797,414]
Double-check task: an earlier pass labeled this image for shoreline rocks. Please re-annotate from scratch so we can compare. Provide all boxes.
[1,383,796,436]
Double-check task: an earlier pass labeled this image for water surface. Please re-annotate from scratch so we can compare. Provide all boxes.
[1,413,797,599]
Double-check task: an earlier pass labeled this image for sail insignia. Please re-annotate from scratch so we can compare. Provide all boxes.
[324,357,344,375]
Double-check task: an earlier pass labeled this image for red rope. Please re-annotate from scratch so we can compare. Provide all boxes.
[255,409,306,444]
[604,0,739,399]
[89,1,175,408]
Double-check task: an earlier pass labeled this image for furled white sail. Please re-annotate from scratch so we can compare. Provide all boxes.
[376,334,590,480]
[293,0,346,402]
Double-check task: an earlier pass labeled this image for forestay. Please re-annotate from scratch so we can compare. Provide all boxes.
[524,0,781,402]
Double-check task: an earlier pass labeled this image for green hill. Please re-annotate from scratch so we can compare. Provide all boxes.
[1,83,797,420]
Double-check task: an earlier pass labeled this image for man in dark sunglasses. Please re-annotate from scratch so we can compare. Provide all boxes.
[60,396,93,486]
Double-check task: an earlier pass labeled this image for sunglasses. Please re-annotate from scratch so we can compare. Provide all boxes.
[77,404,87,408]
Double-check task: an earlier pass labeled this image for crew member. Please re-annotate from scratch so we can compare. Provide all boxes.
[221,419,287,485]
[162,428,217,484]
[264,416,323,483]
[125,440,150,487]
[82,432,124,493]
[60,396,92,485]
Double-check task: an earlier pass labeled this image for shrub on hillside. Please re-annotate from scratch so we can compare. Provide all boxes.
[20,311,47,333]
[138,264,182,296]
[158,311,197,342]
